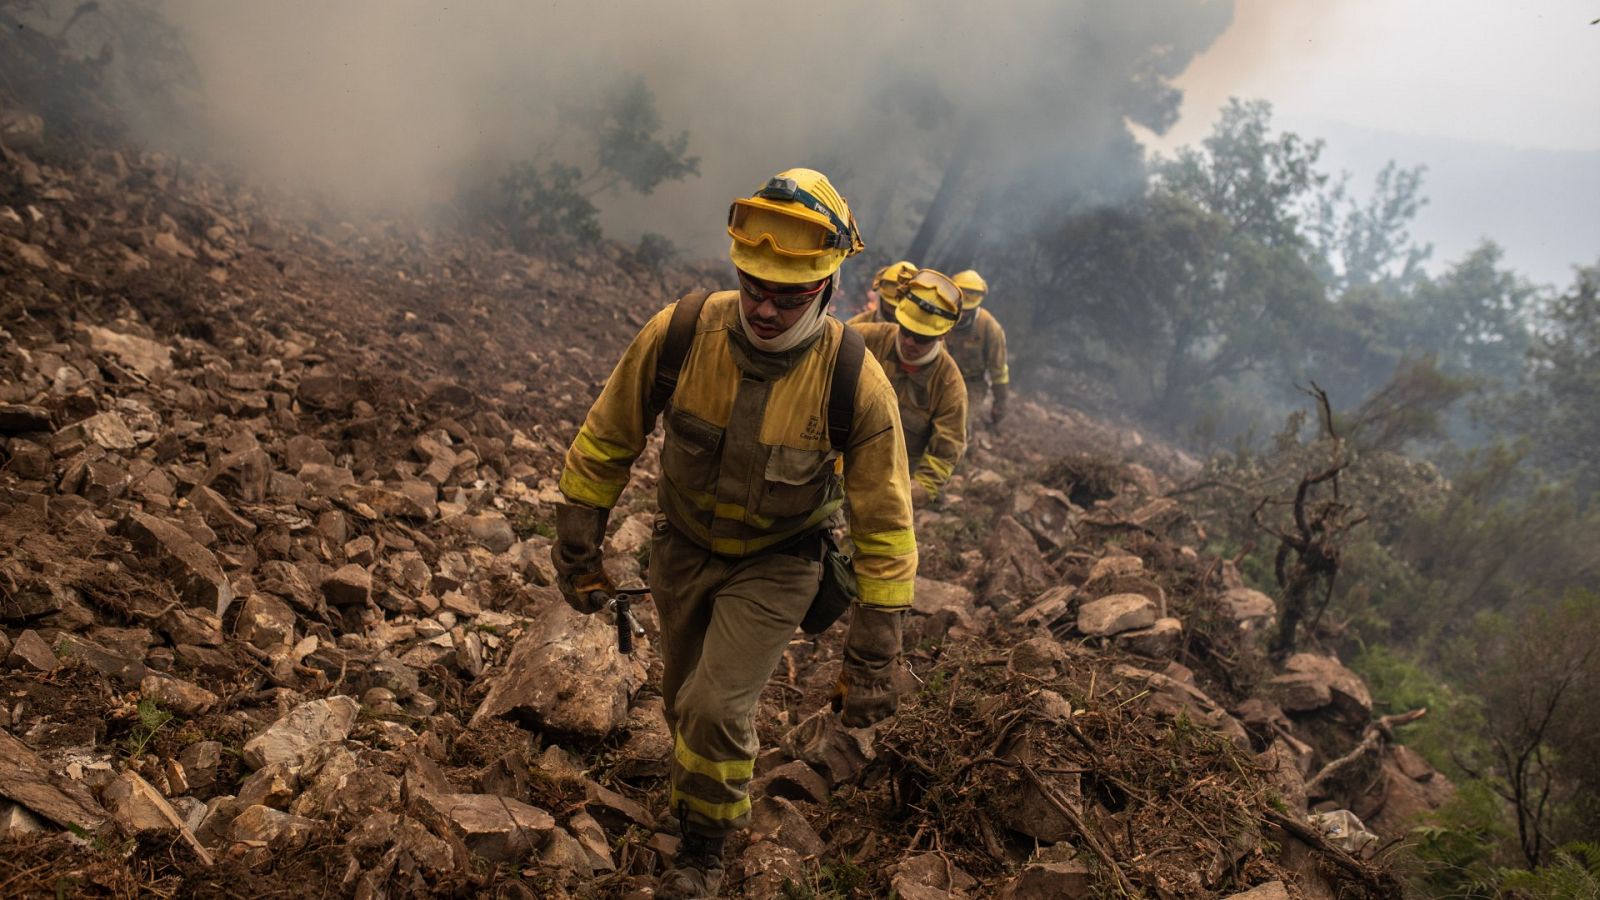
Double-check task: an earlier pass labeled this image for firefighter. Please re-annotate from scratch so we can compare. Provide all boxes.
[552,168,915,898]
[847,268,967,504]
[844,259,917,326]
[946,269,1010,432]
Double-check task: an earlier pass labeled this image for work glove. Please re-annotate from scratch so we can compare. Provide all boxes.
[552,503,613,614]
[909,480,931,508]
[832,605,903,727]
[990,383,1009,429]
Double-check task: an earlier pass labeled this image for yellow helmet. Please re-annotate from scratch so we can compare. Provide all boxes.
[728,168,864,284]
[952,269,988,307]
[873,260,917,309]
[895,268,963,338]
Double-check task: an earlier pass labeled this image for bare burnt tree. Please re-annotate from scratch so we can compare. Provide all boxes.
[1251,384,1368,658]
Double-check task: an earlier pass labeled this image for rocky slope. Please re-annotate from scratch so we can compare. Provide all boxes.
[0,60,1445,899]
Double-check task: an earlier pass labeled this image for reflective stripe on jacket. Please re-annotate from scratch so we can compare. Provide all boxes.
[560,292,917,608]
[849,322,967,497]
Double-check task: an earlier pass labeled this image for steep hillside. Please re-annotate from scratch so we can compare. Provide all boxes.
[0,64,1438,899]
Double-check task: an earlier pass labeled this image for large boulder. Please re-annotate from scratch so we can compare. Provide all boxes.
[1077,593,1157,636]
[471,603,646,738]
[979,516,1055,608]
[123,513,236,617]
[415,792,556,863]
[1273,653,1372,723]
[241,696,361,769]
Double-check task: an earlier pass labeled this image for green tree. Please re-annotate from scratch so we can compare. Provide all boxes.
[1399,242,1540,387]
[1307,161,1432,296]
[1154,97,1327,249]
[1518,261,1600,498]
[476,75,700,251]
[1447,591,1600,868]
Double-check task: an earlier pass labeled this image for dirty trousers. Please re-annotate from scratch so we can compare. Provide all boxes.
[649,519,821,835]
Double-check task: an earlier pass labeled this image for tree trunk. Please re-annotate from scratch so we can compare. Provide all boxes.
[905,122,981,264]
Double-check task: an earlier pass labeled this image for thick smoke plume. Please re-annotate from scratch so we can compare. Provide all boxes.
[19,0,1233,263]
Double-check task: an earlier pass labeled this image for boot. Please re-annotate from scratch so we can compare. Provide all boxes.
[659,830,726,899]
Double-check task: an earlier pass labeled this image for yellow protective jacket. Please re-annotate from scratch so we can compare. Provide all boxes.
[559,292,918,608]
[844,306,894,327]
[946,307,1009,392]
[849,322,967,497]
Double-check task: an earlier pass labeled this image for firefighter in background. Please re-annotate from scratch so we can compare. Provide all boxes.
[945,268,1009,432]
[847,268,967,504]
[552,168,915,898]
[844,259,917,326]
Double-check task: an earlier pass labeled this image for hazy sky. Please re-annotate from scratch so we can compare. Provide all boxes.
[1144,0,1600,286]
[1159,0,1600,152]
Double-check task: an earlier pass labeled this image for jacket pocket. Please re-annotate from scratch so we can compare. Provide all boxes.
[661,408,722,494]
[759,445,836,519]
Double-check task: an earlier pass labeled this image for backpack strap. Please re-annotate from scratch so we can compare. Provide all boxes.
[827,325,865,453]
[649,291,711,417]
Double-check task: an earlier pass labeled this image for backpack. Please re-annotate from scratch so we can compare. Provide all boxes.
[648,291,865,452]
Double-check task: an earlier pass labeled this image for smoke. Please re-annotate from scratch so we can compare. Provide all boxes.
[26,0,1235,262]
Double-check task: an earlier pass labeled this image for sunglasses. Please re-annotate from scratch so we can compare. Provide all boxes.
[899,326,939,346]
[738,272,828,311]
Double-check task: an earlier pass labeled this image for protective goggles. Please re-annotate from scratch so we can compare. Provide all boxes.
[898,325,940,346]
[737,270,828,311]
[727,177,862,258]
[902,271,963,321]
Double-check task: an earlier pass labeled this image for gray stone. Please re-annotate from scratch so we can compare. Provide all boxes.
[1086,554,1144,584]
[417,792,556,864]
[0,403,52,435]
[54,633,146,687]
[321,564,371,606]
[81,326,172,381]
[102,771,182,834]
[283,435,335,471]
[228,804,318,849]
[236,761,299,809]
[241,696,361,769]
[913,577,975,617]
[751,760,830,805]
[539,826,593,873]
[0,802,48,835]
[447,511,515,553]
[567,810,615,872]
[1115,616,1184,658]
[471,602,646,739]
[123,512,235,617]
[187,484,256,536]
[178,741,224,793]
[139,674,219,717]
[1222,588,1276,631]
[1077,592,1157,636]
[6,629,58,672]
[237,592,296,649]
[780,708,876,785]
[749,796,824,857]
[57,412,138,451]
[892,852,979,900]
[1283,653,1373,722]
[0,731,107,831]
[1270,673,1332,712]
[999,858,1094,899]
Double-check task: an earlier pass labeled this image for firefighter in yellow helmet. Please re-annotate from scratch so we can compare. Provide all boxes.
[845,259,917,326]
[847,268,968,505]
[945,269,1010,431]
[553,168,915,898]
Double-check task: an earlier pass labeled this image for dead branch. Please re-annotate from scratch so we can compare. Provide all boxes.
[1306,709,1428,799]
[1021,764,1140,898]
